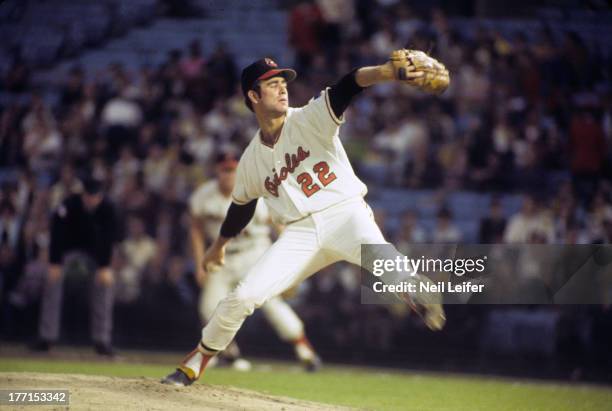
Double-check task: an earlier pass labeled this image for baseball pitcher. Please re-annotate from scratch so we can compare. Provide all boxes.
[162,49,449,385]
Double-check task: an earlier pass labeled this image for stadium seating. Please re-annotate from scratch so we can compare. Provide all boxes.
[0,0,156,69]
[36,0,288,82]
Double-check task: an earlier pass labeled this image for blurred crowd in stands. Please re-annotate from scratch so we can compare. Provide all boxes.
[1,1,611,368]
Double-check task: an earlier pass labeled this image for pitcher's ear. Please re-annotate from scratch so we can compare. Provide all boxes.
[247,90,260,106]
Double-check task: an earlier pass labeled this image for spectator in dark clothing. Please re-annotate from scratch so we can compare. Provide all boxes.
[569,109,607,203]
[207,43,238,98]
[289,1,324,72]
[479,197,507,243]
[59,66,85,110]
[180,40,206,80]
[32,178,121,356]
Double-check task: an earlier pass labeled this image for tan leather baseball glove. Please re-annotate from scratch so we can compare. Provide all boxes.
[390,49,450,94]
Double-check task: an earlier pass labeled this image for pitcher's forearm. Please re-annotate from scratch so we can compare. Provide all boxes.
[355,63,395,87]
[213,236,231,249]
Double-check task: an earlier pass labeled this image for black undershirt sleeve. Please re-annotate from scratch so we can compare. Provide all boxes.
[327,68,365,120]
[219,200,258,238]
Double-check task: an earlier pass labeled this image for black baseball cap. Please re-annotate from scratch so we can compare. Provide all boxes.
[215,150,239,169]
[241,57,297,100]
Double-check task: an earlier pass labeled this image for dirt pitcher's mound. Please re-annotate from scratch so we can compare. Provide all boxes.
[0,372,355,411]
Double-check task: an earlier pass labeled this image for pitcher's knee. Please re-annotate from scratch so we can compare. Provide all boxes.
[218,289,261,319]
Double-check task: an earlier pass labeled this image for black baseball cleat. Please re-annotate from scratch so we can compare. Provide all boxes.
[303,355,323,372]
[161,368,196,386]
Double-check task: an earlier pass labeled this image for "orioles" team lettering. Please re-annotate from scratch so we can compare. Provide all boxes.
[265,146,311,197]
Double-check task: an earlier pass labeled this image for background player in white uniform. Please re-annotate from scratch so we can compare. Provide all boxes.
[189,150,320,371]
[162,53,447,386]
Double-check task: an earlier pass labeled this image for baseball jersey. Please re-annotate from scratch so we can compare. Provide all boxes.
[232,88,367,224]
[190,180,271,252]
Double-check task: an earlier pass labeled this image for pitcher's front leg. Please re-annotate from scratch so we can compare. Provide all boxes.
[162,223,322,385]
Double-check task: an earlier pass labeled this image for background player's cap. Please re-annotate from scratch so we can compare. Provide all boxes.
[215,150,239,169]
[241,57,297,98]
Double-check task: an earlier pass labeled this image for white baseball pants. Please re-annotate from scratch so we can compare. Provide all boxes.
[201,196,387,351]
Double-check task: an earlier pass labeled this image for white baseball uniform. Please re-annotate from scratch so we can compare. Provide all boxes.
[190,180,305,341]
[200,89,388,351]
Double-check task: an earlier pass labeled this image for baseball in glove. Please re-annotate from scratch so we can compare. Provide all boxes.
[390,49,450,94]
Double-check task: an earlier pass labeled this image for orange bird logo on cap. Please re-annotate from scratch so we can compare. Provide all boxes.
[265,58,278,67]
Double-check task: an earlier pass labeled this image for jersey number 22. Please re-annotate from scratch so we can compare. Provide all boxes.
[296,161,337,197]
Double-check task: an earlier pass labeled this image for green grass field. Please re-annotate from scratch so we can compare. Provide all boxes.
[1,356,611,411]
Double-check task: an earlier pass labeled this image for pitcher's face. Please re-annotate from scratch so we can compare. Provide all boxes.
[253,76,289,115]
